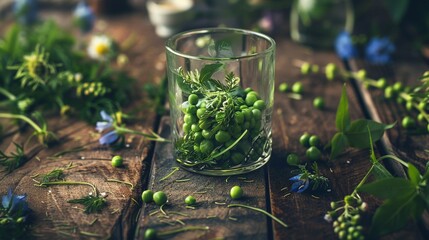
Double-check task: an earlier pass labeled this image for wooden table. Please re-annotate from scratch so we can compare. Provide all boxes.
[0,8,428,240]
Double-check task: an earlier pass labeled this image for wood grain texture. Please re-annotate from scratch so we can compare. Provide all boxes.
[0,10,165,240]
[136,117,270,240]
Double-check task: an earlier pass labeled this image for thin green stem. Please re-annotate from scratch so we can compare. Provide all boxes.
[38,181,98,196]
[0,113,43,132]
[377,155,409,168]
[159,167,180,182]
[0,87,16,100]
[114,126,169,142]
[106,178,134,190]
[227,203,288,228]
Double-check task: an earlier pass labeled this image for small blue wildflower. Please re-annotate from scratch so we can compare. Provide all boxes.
[13,0,37,25]
[73,1,95,33]
[335,31,357,60]
[1,188,30,220]
[96,111,119,145]
[365,37,395,64]
[289,174,310,193]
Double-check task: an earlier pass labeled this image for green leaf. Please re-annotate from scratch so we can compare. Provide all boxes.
[335,85,350,132]
[407,163,421,185]
[358,178,416,200]
[176,75,192,94]
[345,119,395,148]
[329,132,349,159]
[368,126,392,179]
[384,0,409,23]
[199,63,223,84]
[370,193,417,237]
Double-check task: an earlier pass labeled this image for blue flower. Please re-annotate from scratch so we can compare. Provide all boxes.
[289,174,310,193]
[365,37,395,64]
[1,188,30,219]
[96,111,119,145]
[335,31,357,60]
[13,0,37,25]
[73,1,95,33]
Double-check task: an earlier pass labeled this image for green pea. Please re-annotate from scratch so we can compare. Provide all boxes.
[252,108,262,120]
[402,116,415,129]
[405,101,413,111]
[231,125,242,138]
[188,94,199,105]
[230,186,244,199]
[299,132,311,147]
[141,190,154,203]
[279,83,288,92]
[215,130,231,143]
[313,97,325,109]
[187,105,197,114]
[193,145,201,152]
[245,93,258,106]
[300,62,311,74]
[242,108,252,121]
[144,228,157,240]
[200,140,214,154]
[384,86,394,99]
[183,123,191,133]
[243,121,250,130]
[153,191,167,206]
[418,102,426,110]
[393,82,403,92]
[234,111,244,124]
[191,123,201,132]
[184,114,196,124]
[292,82,303,94]
[306,146,321,161]
[325,63,337,80]
[309,135,320,147]
[185,195,196,206]
[286,153,300,166]
[202,129,212,139]
[231,152,245,165]
[253,100,266,110]
[193,131,203,143]
[198,120,211,130]
[377,78,387,88]
[111,155,123,167]
[196,108,206,119]
[244,87,252,93]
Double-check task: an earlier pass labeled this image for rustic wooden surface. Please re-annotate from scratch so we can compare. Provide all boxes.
[0,6,428,240]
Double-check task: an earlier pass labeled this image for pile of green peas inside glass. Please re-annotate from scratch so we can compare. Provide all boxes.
[178,88,268,168]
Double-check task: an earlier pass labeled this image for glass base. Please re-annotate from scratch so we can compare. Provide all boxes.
[176,139,272,176]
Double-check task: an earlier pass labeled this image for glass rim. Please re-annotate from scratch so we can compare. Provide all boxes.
[165,27,276,61]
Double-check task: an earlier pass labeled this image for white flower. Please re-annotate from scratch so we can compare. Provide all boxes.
[87,35,112,61]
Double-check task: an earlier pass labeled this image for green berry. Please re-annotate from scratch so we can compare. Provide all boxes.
[153,191,168,206]
[300,62,311,74]
[393,82,403,92]
[188,94,199,105]
[384,86,394,99]
[111,155,123,167]
[299,132,311,147]
[292,82,303,94]
[325,63,337,80]
[253,100,266,110]
[313,97,325,109]
[231,152,245,165]
[306,146,321,161]
[185,195,196,206]
[377,78,387,88]
[309,135,320,147]
[402,116,415,129]
[142,190,154,203]
[230,186,243,199]
[286,153,300,166]
[245,93,258,106]
[279,83,288,92]
[200,140,214,154]
[311,64,319,73]
[405,101,413,111]
[144,228,157,240]
[215,130,231,143]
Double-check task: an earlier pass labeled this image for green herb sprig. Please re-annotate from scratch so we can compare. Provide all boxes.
[0,142,26,172]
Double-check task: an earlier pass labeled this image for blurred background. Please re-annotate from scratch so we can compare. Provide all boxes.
[1,0,429,58]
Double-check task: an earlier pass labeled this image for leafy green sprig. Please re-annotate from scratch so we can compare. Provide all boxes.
[0,143,26,172]
[328,85,394,159]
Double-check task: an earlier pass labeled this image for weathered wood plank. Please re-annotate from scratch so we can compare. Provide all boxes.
[268,40,424,239]
[0,11,166,239]
[135,117,270,240]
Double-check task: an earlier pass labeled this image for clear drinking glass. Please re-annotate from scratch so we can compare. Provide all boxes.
[166,28,275,176]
